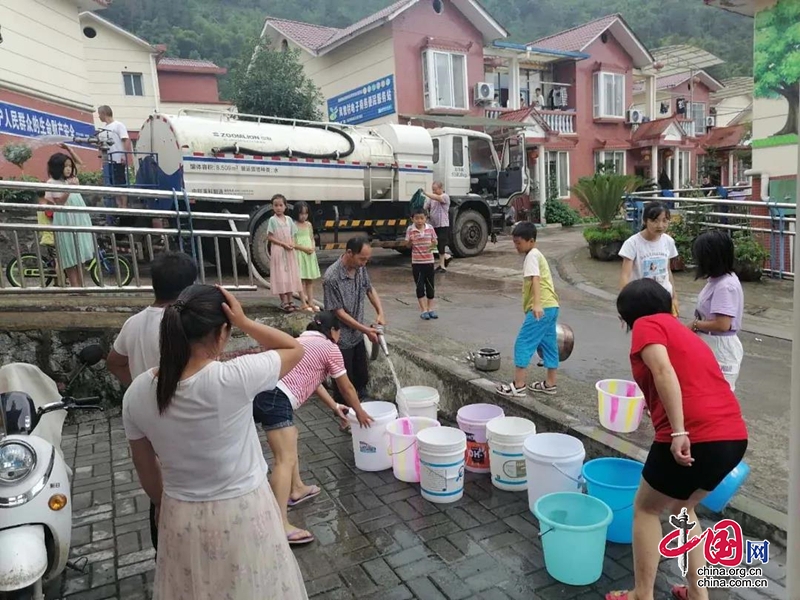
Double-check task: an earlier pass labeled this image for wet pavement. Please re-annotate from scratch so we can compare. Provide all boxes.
[58,406,787,600]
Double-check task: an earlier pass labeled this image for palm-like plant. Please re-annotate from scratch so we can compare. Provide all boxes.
[571,173,643,229]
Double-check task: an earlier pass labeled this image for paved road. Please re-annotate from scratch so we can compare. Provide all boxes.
[57,408,786,600]
[316,230,791,511]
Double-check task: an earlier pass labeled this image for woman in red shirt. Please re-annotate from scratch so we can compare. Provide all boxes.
[606,279,747,600]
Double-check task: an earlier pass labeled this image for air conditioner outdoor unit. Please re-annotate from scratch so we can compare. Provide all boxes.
[705,115,717,128]
[475,82,495,103]
[626,109,643,124]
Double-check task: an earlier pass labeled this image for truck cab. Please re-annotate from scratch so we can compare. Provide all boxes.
[429,128,528,231]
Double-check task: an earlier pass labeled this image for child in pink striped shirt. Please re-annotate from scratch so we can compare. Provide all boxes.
[404,208,438,320]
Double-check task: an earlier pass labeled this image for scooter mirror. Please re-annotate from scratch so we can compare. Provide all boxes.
[78,345,104,367]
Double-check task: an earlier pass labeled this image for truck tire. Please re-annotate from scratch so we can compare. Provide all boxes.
[251,218,272,277]
[450,209,489,258]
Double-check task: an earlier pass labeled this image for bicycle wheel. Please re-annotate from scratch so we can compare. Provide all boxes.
[5,253,56,288]
[90,255,134,287]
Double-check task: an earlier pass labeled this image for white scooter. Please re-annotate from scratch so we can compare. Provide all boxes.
[0,346,104,600]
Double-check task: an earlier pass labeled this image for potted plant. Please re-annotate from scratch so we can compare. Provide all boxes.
[572,172,644,261]
[732,230,770,282]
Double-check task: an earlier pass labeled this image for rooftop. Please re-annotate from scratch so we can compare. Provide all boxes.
[711,76,754,100]
[263,0,507,57]
[157,56,227,75]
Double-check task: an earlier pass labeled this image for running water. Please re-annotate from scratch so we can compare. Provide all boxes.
[384,353,410,416]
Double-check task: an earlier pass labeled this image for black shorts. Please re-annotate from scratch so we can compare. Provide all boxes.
[412,262,435,299]
[642,439,747,501]
[434,227,450,255]
[252,387,295,430]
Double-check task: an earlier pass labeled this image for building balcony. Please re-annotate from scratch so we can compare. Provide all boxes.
[483,107,576,135]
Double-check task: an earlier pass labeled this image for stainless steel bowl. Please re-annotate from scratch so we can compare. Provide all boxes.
[556,323,575,362]
[470,347,501,372]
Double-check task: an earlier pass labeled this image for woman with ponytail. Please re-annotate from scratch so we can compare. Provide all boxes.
[122,284,307,599]
[253,310,374,545]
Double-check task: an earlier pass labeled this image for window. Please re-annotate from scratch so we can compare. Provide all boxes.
[432,139,440,164]
[595,151,626,174]
[422,50,468,110]
[687,102,706,136]
[546,151,570,198]
[593,72,624,118]
[452,136,464,167]
[281,39,289,53]
[123,73,144,97]
[432,0,444,14]
[468,138,495,172]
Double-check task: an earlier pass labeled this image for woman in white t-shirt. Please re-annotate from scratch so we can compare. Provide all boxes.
[122,284,307,599]
[619,201,680,316]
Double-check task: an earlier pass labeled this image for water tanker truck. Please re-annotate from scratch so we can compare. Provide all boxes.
[134,110,529,274]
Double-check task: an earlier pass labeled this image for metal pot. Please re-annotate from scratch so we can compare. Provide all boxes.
[556,323,575,362]
[470,347,501,372]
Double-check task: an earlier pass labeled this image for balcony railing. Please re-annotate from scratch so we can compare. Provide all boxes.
[483,107,576,135]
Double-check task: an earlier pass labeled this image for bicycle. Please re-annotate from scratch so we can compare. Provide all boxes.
[5,244,133,288]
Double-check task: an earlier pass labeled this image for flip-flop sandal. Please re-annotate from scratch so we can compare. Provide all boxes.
[301,306,315,313]
[496,382,526,398]
[671,585,689,600]
[288,485,321,507]
[287,528,315,545]
[605,592,631,600]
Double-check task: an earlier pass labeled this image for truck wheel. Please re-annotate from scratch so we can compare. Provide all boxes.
[451,209,488,258]
[251,218,272,277]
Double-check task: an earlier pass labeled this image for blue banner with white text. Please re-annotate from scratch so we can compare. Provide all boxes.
[327,75,396,125]
[0,101,96,141]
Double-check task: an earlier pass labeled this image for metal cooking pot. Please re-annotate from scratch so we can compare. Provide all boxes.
[469,347,501,372]
[556,323,575,362]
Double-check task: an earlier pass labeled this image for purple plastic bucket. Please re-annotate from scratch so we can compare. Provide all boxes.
[456,403,505,473]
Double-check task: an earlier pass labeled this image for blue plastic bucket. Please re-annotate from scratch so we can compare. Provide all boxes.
[700,460,750,513]
[533,492,612,586]
[582,457,644,544]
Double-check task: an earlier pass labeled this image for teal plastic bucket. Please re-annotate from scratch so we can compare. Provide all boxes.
[534,492,613,586]
[582,457,644,544]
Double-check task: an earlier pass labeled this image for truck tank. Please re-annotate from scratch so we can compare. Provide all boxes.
[136,111,433,204]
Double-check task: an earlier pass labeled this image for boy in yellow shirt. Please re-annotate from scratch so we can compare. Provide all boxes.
[497,221,559,397]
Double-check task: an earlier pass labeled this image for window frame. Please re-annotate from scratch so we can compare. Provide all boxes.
[122,72,144,97]
[594,150,626,174]
[592,71,625,119]
[687,102,706,136]
[546,150,570,199]
[422,49,469,111]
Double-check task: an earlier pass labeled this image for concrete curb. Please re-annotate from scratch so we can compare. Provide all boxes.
[381,330,788,546]
[554,245,793,342]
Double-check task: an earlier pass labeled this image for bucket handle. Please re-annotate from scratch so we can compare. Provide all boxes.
[387,439,418,457]
[538,526,554,537]
[551,462,585,491]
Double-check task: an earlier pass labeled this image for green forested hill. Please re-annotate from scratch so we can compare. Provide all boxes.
[104,0,753,99]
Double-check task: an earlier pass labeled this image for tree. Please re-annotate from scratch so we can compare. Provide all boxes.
[753,0,800,137]
[231,37,323,120]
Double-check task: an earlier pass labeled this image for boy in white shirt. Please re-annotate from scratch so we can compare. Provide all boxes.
[97,105,132,211]
[107,251,197,550]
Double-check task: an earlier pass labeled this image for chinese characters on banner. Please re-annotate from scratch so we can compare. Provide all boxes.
[0,101,96,141]
[185,161,280,175]
[327,75,396,126]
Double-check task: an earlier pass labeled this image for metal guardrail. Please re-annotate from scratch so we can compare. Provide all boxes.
[0,181,257,294]
[624,190,796,279]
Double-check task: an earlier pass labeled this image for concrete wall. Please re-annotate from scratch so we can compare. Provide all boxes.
[157,72,224,105]
[391,0,487,118]
[0,0,94,111]
[0,89,101,179]
[80,16,159,138]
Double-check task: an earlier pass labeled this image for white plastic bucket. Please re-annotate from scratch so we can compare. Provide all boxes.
[486,417,537,491]
[397,386,440,420]
[386,417,441,482]
[456,403,505,473]
[348,401,398,472]
[416,426,467,503]
[596,379,645,434]
[523,432,586,512]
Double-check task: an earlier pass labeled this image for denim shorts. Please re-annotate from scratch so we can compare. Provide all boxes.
[252,387,294,431]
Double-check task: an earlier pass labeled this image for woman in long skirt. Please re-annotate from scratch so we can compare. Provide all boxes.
[45,148,94,287]
[122,285,308,599]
